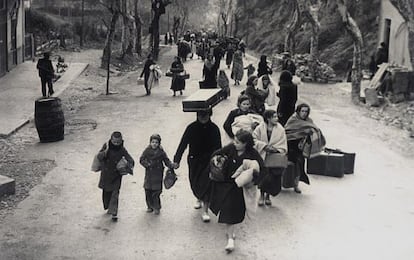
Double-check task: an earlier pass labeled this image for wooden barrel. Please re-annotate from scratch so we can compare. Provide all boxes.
[34,97,65,143]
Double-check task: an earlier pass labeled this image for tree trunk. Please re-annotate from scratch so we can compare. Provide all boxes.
[101,8,120,68]
[284,0,301,55]
[234,13,239,37]
[303,1,321,81]
[173,16,180,44]
[134,0,142,55]
[80,0,85,47]
[337,0,363,104]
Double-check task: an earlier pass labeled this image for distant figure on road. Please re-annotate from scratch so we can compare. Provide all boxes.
[36,52,55,97]
[139,134,174,215]
[217,70,230,99]
[282,57,296,76]
[169,56,186,96]
[201,54,219,88]
[244,63,255,78]
[277,70,297,126]
[231,49,244,85]
[257,55,272,78]
[173,110,222,223]
[284,103,325,193]
[225,44,234,69]
[209,129,264,253]
[140,53,155,95]
[96,131,134,221]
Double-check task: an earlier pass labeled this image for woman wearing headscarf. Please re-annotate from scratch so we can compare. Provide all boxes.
[244,75,268,115]
[231,49,244,85]
[170,56,186,96]
[257,74,277,109]
[209,129,265,253]
[284,103,326,193]
[257,55,272,78]
[217,69,230,98]
[277,70,298,126]
[253,110,287,205]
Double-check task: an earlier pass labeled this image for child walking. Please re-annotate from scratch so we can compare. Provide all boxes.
[139,134,174,215]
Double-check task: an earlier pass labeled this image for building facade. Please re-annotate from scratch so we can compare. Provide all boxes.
[0,0,25,78]
[379,0,412,70]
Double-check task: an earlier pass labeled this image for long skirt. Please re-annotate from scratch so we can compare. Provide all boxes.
[209,181,245,224]
[187,154,211,202]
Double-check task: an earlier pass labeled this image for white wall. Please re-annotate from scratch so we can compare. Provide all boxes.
[379,0,412,70]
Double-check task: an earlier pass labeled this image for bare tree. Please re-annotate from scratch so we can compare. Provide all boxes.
[218,0,234,37]
[151,0,171,60]
[133,0,143,55]
[336,0,363,104]
[303,0,322,81]
[120,0,135,58]
[101,0,121,69]
[284,0,302,54]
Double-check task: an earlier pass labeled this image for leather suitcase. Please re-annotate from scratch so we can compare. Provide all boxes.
[325,148,355,174]
[307,152,344,178]
[182,89,224,112]
[282,162,296,188]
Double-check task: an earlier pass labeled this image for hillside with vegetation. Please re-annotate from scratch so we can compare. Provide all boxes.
[234,0,381,76]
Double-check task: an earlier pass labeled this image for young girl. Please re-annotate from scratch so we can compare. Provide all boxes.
[139,134,174,215]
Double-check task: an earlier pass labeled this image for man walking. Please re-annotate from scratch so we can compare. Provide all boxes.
[36,52,55,97]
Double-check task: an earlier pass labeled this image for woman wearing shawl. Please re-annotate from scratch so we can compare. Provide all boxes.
[244,75,268,115]
[202,54,219,88]
[284,103,326,193]
[170,56,186,96]
[277,70,298,126]
[253,110,287,205]
[257,74,277,109]
[231,49,244,85]
[223,95,256,139]
[218,70,230,98]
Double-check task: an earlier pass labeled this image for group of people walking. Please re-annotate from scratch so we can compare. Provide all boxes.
[109,38,325,253]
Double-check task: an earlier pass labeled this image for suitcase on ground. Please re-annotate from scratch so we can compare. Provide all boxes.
[182,89,225,112]
[324,148,355,174]
[282,162,296,188]
[307,152,344,177]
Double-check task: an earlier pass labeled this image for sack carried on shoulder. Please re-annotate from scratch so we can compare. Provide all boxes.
[209,154,228,182]
[264,153,288,168]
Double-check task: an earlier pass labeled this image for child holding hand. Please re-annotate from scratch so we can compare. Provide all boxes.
[140,134,174,215]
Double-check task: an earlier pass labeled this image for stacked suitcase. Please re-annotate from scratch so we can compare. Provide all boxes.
[307,148,355,177]
[182,89,225,112]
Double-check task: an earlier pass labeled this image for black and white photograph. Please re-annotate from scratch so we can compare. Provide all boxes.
[0,0,413,259]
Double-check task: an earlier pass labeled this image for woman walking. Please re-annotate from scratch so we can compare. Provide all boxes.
[253,110,287,205]
[202,55,219,88]
[257,55,272,78]
[244,75,268,115]
[223,94,256,139]
[277,70,298,126]
[140,54,156,95]
[209,129,265,253]
[284,103,325,193]
[231,49,244,85]
[257,74,277,109]
[169,56,186,96]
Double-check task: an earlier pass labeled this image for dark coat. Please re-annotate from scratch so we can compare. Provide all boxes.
[140,146,172,190]
[257,61,272,78]
[244,85,268,115]
[36,58,54,79]
[140,58,155,80]
[277,81,298,126]
[174,120,222,201]
[202,61,219,88]
[226,47,234,66]
[170,61,186,91]
[209,144,265,224]
[282,60,297,76]
[97,142,135,191]
[223,108,257,138]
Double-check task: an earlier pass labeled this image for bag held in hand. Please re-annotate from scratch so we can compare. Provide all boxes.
[91,154,102,172]
[209,154,228,182]
[264,153,288,168]
[116,156,133,176]
[163,168,177,189]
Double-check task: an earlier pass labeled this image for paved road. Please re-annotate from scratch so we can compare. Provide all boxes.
[0,46,413,260]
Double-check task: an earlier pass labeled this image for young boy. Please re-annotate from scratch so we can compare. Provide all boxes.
[139,134,173,215]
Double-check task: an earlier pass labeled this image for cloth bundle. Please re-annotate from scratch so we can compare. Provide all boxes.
[231,114,264,134]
